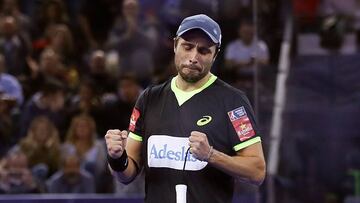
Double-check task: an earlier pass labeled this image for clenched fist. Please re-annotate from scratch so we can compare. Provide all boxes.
[189,131,213,161]
[105,130,128,159]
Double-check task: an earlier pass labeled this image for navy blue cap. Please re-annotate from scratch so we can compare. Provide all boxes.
[176,14,222,47]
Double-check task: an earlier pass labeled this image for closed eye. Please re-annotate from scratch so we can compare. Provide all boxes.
[198,47,212,55]
[181,43,195,51]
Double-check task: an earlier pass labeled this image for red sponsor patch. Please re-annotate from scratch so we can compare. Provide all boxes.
[129,108,140,131]
[228,107,255,141]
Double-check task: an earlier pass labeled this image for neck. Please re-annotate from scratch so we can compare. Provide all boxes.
[176,73,211,92]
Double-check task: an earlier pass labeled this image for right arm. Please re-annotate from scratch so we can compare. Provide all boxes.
[105,130,142,184]
[106,88,148,183]
[78,15,98,49]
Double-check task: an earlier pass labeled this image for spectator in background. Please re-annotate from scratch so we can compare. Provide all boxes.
[78,0,116,49]
[31,0,69,41]
[320,0,358,18]
[0,149,42,193]
[0,157,6,193]
[47,24,75,65]
[0,54,23,106]
[0,0,31,34]
[0,95,16,157]
[224,19,269,91]
[25,48,67,98]
[101,74,145,197]
[158,0,185,34]
[36,48,67,81]
[67,78,103,135]
[62,115,111,193]
[142,10,174,84]
[44,25,78,89]
[83,50,116,95]
[32,24,75,66]
[0,15,31,76]
[181,0,219,19]
[46,153,95,193]
[19,78,66,139]
[101,74,142,135]
[106,0,154,86]
[16,116,61,180]
[0,54,22,156]
[218,0,248,51]
[68,79,100,116]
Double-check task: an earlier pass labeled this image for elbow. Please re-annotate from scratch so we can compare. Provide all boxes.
[251,159,266,186]
[109,166,137,185]
[116,174,137,185]
[120,178,136,185]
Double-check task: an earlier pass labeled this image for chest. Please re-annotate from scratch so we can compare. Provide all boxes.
[143,91,232,154]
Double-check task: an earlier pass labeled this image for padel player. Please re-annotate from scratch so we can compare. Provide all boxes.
[105,14,266,203]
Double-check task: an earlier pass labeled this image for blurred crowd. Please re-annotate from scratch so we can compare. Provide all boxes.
[0,0,280,196]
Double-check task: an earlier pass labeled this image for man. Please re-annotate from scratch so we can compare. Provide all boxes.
[47,153,95,193]
[225,19,269,72]
[0,15,30,76]
[0,53,23,106]
[224,19,269,100]
[105,14,266,202]
[85,50,116,94]
[106,0,153,87]
[19,78,66,139]
[101,74,142,134]
[0,54,23,155]
[0,149,41,193]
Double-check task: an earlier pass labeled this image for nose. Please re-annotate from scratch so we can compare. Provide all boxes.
[189,50,199,64]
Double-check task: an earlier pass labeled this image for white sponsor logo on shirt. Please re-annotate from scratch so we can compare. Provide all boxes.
[147,135,208,171]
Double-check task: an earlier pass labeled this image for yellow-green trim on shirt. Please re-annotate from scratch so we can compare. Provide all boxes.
[233,136,261,151]
[171,74,217,106]
[129,132,143,142]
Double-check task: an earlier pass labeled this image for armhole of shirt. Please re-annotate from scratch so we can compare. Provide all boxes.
[232,136,261,151]
[129,132,143,142]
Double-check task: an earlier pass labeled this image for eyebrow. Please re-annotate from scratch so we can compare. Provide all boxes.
[180,40,214,50]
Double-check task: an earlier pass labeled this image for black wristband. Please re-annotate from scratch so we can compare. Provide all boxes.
[107,150,129,172]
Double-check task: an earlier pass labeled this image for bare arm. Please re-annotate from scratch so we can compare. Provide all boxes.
[189,131,266,185]
[78,15,98,49]
[208,142,266,185]
[110,138,142,184]
[105,130,143,184]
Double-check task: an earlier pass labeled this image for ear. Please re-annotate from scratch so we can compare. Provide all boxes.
[213,48,220,62]
[173,37,178,54]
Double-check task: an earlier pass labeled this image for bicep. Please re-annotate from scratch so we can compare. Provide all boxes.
[235,142,264,160]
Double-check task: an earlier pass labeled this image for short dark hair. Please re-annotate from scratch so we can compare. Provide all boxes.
[238,17,254,29]
[118,73,139,84]
[41,78,65,96]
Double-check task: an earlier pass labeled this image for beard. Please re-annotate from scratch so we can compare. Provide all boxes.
[176,64,209,83]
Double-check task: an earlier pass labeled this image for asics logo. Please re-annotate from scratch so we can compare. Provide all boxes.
[197,116,212,126]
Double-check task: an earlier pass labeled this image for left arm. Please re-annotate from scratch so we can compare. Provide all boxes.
[208,142,265,185]
[189,131,266,185]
